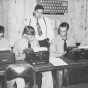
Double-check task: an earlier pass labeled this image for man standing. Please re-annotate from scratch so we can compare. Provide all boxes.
[29,5,54,88]
[29,4,54,47]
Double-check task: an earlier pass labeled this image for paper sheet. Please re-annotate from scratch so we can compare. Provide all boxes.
[0,48,10,51]
[32,47,48,52]
[78,46,88,49]
[49,57,68,66]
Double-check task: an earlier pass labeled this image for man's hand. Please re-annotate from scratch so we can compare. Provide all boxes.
[23,48,34,54]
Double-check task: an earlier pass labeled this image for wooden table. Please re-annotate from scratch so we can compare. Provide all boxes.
[0,57,88,88]
[0,56,88,73]
[33,57,88,88]
[34,61,88,72]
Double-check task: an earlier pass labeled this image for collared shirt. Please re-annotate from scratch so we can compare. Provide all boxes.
[50,35,75,57]
[13,37,39,60]
[29,16,54,42]
[0,38,10,50]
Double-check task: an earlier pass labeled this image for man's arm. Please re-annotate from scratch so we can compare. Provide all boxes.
[13,42,26,60]
[45,17,55,42]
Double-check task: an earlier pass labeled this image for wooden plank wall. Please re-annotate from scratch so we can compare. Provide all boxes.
[48,0,88,43]
[0,0,88,46]
[0,0,8,38]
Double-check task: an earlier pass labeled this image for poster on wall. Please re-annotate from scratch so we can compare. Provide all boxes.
[36,0,68,15]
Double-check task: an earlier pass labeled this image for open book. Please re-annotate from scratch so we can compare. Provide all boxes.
[32,47,48,52]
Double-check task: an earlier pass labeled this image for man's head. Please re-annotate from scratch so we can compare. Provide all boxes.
[59,22,69,37]
[0,26,4,39]
[34,4,44,20]
[23,26,35,41]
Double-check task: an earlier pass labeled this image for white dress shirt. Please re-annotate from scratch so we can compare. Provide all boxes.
[29,16,54,42]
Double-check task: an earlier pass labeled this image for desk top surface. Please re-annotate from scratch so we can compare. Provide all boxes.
[33,56,88,72]
[0,56,88,73]
[61,83,88,88]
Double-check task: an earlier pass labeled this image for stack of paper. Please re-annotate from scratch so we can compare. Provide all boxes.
[49,57,68,66]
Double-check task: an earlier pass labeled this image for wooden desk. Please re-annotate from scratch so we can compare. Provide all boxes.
[33,59,88,88]
[34,62,88,72]
[61,83,88,88]
[0,58,88,88]
[0,58,88,74]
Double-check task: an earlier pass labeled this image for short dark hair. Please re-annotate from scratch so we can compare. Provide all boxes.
[23,26,35,35]
[60,22,69,30]
[58,22,69,34]
[0,26,4,33]
[34,4,44,11]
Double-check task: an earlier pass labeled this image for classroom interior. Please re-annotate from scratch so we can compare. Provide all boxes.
[0,0,88,88]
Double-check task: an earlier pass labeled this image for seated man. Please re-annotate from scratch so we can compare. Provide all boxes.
[50,22,76,87]
[0,26,10,50]
[7,26,53,88]
[0,26,10,88]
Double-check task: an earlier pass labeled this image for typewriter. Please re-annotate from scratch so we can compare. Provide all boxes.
[63,46,88,61]
[0,50,15,65]
[31,51,49,65]
[0,50,15,70]
[26,47,49,65]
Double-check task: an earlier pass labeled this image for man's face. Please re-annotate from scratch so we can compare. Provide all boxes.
[27,34,35,42]
[34,9,43,20]
[60,27,67,37]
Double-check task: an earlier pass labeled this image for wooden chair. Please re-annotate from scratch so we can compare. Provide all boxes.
[4,64,35,88]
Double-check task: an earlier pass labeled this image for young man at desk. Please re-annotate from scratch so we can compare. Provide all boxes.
[0,26,10,88]
[50,22,76,87]
[0,26,10,50]
[7,26,53,88]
